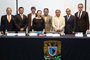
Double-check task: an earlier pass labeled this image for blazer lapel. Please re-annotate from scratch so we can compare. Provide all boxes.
[65,16,67,22]
[30,13,37,20]
[76,12,80,20]
[67,15,72,21]
[18,14,23,20]
[23,15,25,20]
[10,15,13,22]
[30,13,32,20]
[80,11,84,19]
[5,15,9,23]
[45,15,49,23]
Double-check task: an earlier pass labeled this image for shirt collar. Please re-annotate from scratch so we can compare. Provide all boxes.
[56,16,60,19]
[78,10,83,13]
[20,14,23,16]
[32,13,35,15]
[7,14,11,16]
[67,14,71,17]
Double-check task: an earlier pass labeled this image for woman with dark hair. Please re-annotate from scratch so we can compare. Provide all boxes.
[32,10,45,34]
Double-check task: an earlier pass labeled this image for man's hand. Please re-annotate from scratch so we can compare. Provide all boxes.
[72,31,75,34]
[42,32,44,34]
[20,28,24,31]
[87,30,89,33]
[57,29,60,32]
[1,31,4,34]
[32,29,34,32]
[50,30,52,32]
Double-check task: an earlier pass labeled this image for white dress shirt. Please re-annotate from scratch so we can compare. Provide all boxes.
[31,14,35,26]
[7,14,11,20]
[56,16,60,28]
[67,14,71,20]
[78,11,83,18]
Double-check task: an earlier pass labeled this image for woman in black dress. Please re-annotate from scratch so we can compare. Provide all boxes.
[32,10,45,34]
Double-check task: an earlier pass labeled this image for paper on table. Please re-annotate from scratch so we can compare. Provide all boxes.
[52,34,60,37]
[29,33,37,36]
[7,33,17,36]
[46,33,53,36]
[18,33,25,36]
[87,33,90,37]
[75,32,83,37]
[39,34,46,36]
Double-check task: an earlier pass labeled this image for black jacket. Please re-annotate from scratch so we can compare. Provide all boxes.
[1,15,15,31]
[64,15,76,34]
[75,11,89,32]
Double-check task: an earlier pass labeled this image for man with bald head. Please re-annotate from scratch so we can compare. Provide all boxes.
[1,7,15,34]
[64,8,76,34]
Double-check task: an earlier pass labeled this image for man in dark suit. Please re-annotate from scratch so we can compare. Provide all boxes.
[75,3,89,34]
[64,8,76,34]
[28,6,37,31]
[1,7,15,34]
[14,7,28,32]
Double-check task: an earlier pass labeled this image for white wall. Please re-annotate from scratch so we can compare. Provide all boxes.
[0,0,16,25]
[18,0,85,17]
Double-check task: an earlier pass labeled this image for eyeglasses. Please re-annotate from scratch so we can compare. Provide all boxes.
[56,12,60,13]
[78,7,83,8]
[66,11,70,12]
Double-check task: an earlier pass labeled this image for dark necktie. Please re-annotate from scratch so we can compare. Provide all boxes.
[67,16,69,20]
[79,11,81,19]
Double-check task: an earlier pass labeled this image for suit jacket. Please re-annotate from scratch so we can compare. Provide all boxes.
[14,14,28,31]
[52,16,65,33]
[64,15,76,34]
[28,13,37,31]
[42,15,52,32]
[1,15,15,31]
[0,26,1,31]
[75,11,89,32]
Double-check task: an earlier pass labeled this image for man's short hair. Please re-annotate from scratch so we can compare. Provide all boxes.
[66,8,71,11]
[55,9,61,13]
[6,7,12,11]
[31,6,36,10]
[19,7,24,10]
[78,3,83,7]
[44,8,49,12]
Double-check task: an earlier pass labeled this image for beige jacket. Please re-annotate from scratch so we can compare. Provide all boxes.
[52,16,65,33]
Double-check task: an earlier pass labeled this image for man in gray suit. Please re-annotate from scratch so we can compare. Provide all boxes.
[42,8,52,32]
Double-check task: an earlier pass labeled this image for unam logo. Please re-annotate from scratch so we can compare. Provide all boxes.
[43,40,61,60]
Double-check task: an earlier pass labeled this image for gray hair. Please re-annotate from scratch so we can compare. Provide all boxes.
[66,8,71,11]
[6,7,12,11]
[78,3,83,7]
[55,9,61,13]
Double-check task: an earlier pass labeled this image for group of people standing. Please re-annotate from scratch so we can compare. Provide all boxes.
[0,3,89,34]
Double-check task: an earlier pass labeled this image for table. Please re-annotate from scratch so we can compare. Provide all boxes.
[0,34,90,60]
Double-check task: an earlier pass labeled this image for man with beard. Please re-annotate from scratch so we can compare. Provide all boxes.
[42,8,52,32]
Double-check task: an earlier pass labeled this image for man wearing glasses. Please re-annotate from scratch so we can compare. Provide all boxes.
[75,3,89,34]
